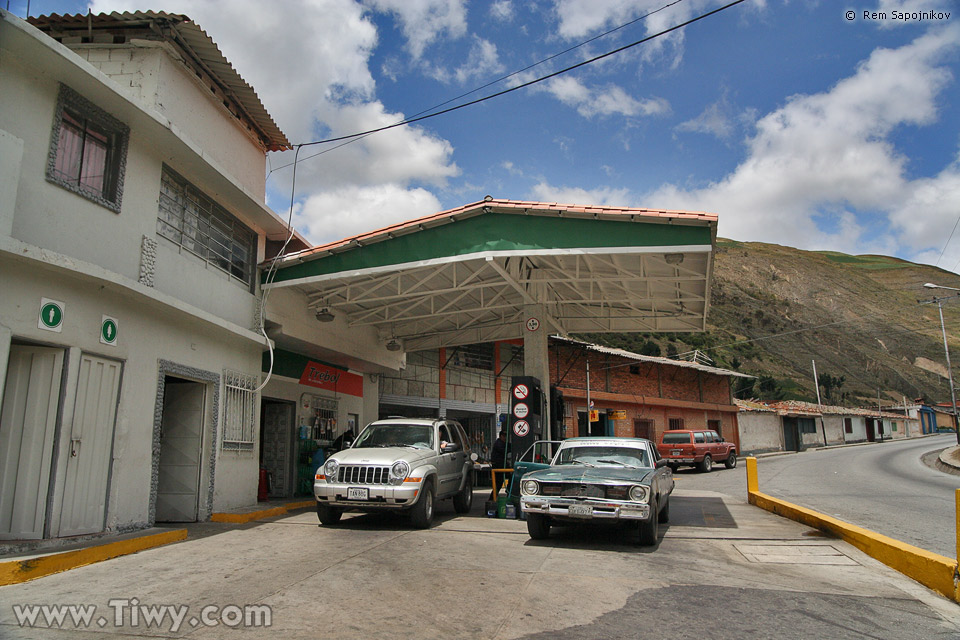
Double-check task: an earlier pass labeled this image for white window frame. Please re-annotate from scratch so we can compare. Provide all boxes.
[222,369,259,451]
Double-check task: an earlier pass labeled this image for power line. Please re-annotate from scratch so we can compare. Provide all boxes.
[269,0,689,175]
[293,0,747,149]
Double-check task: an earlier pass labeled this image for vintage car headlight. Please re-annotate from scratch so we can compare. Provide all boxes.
[629,485,650,502]
[323,459,339,483]
[520,479,539,496]
[389,460,410,485]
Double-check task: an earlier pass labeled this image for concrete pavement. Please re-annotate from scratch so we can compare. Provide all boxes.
[1,487,958,639]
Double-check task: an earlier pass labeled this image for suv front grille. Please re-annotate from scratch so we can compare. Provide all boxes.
[338,465,390,485]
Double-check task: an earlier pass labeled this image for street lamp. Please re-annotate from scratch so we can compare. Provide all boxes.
[922,283,960,444]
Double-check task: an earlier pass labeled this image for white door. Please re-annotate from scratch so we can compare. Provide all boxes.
[55,354,122,537]
[0,346,64,540]
[156,380,205,522]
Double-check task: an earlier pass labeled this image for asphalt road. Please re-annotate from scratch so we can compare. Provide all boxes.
[676,434,960,558]
[3,488,958,640]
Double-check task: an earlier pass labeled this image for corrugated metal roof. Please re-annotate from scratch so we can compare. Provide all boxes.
[736,398,918,421]
[279,198,718,264]
[552,336,754,379]
[29,11,290,151]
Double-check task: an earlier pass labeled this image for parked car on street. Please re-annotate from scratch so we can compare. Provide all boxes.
[314,418,474,528]
[656,429,737,472]
[519,437,673,545]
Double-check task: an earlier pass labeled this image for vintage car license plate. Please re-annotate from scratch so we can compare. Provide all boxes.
[347,487,368,500]
[568,504,592,517]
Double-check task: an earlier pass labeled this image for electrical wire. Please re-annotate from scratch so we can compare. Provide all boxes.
[267,0,689,175]
[292,0,746,149]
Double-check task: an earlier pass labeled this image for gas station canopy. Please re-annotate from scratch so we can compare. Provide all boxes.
[263,199,717,352]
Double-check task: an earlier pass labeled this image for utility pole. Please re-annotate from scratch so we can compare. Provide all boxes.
[812,360,828,446]
[920,284,960,445]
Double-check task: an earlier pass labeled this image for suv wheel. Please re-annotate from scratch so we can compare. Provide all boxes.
[698,454,712,473]
[527,513,550,540]
[410,481,435,529]
[724,452,737,469]
[316,502,342,525]
[453,474,473,514]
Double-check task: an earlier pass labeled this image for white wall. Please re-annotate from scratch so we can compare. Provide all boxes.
[72,42,266,198]
[737,412,782,453]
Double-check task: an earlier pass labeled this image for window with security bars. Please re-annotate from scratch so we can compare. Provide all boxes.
[668,418,684,430]
[222,370,259,450]
[47,84,129,212]
[158,165,257,287]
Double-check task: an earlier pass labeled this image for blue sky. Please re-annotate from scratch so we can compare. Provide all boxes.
[12,1,960,271]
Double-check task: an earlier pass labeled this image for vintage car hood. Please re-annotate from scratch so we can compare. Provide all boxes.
[525,465,654,484]
[332,446,435,466]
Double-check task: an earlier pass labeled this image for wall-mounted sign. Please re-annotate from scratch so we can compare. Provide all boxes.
[299,361,364,397]
[38,298,64,332]
[513,384,529,400]
[525,317,540,332]
[610,410,627,420]
[100,316,118,346]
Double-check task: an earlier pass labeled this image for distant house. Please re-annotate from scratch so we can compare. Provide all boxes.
[736,399,919,454]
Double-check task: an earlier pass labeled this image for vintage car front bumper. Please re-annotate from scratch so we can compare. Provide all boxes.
[314,480,423,509]
[520,496,651,521]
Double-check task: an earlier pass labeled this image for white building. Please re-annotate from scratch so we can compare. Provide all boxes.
[0,9,362,540]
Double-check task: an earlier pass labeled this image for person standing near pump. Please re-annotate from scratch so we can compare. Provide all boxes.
[491,428,507,469]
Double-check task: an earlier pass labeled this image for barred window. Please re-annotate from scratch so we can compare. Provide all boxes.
[222,370,258,450]
[158,165,257,286]
[47,84,129,212]
[668,418,684,430]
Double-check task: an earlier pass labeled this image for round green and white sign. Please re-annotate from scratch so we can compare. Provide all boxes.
[101,316,118,346]
[38,298,64,332]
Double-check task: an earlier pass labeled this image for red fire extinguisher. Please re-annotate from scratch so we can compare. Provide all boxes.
[258,468,269,502]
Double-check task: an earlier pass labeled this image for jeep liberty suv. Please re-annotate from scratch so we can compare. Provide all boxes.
[314,418,474,528]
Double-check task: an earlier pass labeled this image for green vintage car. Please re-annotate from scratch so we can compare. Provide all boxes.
[519,437,674,546]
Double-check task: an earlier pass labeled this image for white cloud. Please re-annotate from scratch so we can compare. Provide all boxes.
[530,182,633,207]
[296,184,442,244]
[454,37,504,84]
[490,1,514,22]
[676,94,740,140]
[365,0,467,59]
[544,76,670,118]
[643,26,960,257]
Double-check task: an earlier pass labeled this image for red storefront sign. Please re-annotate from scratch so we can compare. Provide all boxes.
[299,361,363,397]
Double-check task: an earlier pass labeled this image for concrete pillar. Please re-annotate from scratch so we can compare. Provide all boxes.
[522,304,551,439]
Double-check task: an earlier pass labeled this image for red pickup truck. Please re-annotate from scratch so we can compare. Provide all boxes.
[656,429,737,472]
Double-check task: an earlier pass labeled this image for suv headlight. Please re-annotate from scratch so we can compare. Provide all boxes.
[389,460,410,485]
[520,479,539,496]
[629,485,650,503]
[323,459,339,483]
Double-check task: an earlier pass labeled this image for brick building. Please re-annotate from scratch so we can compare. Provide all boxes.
[550,337,749,452]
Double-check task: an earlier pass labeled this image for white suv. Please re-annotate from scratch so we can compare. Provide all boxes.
[314,418,474,528]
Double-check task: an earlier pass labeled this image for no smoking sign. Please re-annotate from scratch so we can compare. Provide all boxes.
[513,420,530,437]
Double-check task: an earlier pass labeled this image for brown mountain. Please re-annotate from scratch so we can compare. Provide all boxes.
[587,239,960,407]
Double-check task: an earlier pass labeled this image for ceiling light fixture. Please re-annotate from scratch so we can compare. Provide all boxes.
[315,307,335,323]
[664,253,685,265]
[386,338,402,352]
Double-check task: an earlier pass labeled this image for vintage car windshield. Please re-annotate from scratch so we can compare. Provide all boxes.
[555,445,651,468]
[353,424,434,449]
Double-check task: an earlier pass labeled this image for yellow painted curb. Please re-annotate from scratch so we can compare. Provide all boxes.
[210,500,314,524]
[745,457,959,603]
[0,529,187,586]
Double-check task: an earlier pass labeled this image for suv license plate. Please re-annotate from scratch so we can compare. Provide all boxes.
[568,504,592,517]
[671,449,681,455]
[347,487,368,500]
